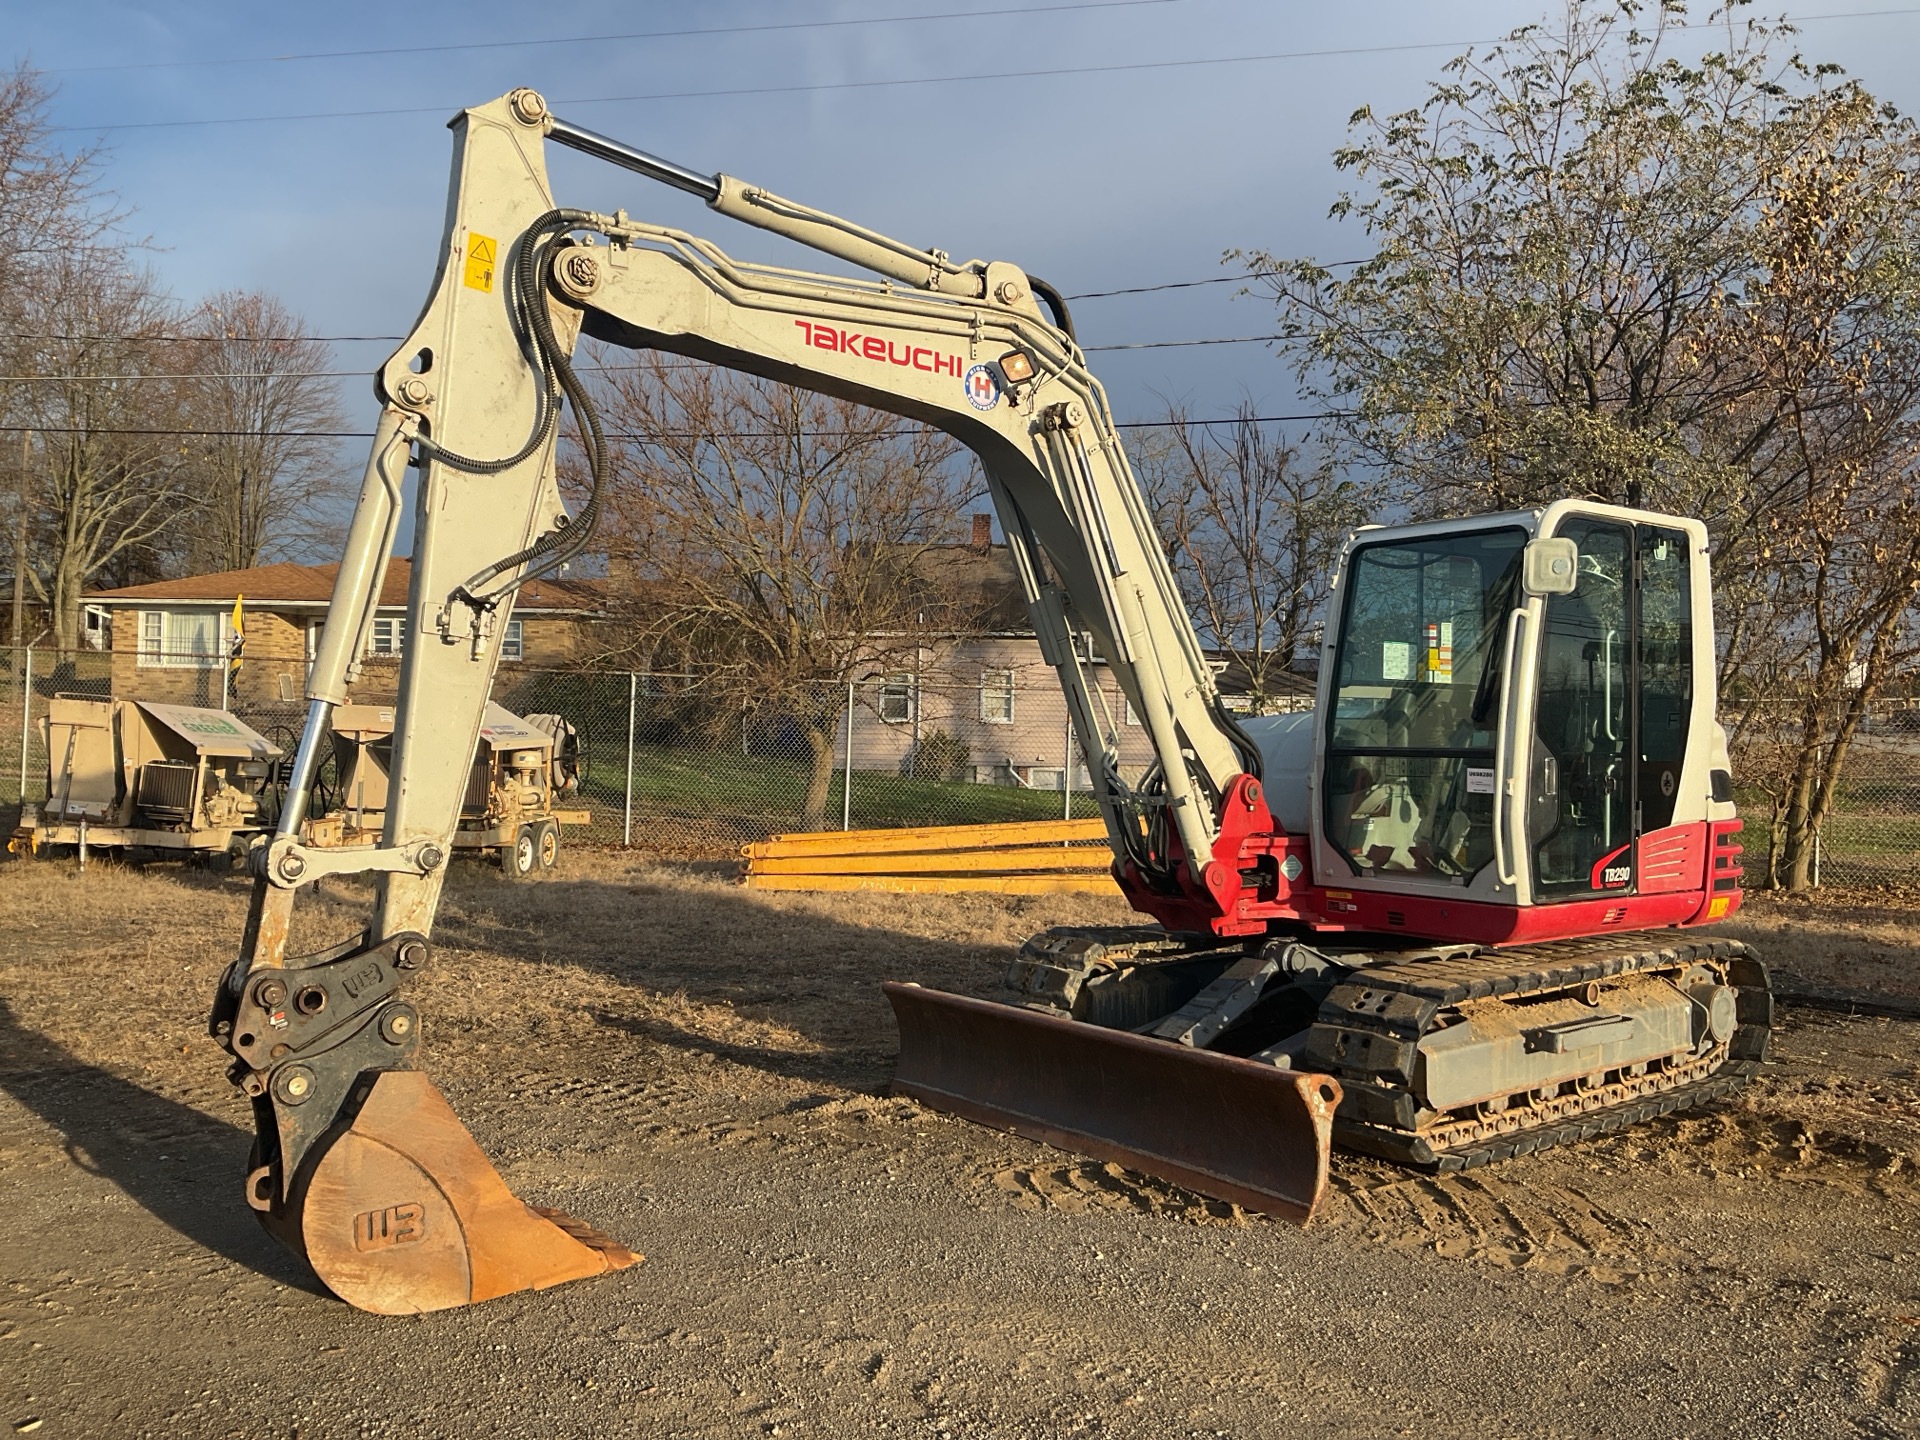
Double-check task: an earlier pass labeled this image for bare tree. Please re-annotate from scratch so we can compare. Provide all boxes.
[174,290,347,571]
[15,247,195,649]
[1712,98,1920,886]
[0,63,124,645]
[591,353,978,820]
[1139,400,1366,710]
[0,64,118,336]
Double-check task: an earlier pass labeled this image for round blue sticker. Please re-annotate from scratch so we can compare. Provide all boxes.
[963,363,1001,411]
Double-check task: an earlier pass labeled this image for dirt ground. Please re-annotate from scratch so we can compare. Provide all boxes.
[1,850,1918,1440]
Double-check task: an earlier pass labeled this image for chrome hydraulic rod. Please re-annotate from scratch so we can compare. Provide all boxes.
[547,116,721,201]
[545,101,985,298]
[274,697,334,842]
[274,405,409,839]
[308,407,409,706]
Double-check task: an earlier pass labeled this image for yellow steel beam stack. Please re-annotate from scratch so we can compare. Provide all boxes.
[742,818,1118,895]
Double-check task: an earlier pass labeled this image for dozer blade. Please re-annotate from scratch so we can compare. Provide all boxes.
[290,1071,639,1315]
[884,983,1341,1224]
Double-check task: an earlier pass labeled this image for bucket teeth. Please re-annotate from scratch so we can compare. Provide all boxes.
[529,1206,643,1268]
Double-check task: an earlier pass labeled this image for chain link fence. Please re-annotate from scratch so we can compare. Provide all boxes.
[0,647,1135,854]
[10,641,1919,884]
[1728,699,1920,889]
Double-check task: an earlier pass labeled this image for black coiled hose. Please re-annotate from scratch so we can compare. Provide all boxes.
[415,208,611,606]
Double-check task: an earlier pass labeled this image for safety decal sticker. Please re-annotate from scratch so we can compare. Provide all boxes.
[963,363,1001,411]
[464,233,498,294]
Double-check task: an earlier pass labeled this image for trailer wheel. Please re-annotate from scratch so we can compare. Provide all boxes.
[504,825,539,880]
[534,819,560,871]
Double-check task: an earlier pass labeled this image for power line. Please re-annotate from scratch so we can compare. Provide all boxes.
[53,9,1920,134]
[1,331,402,345]
[39,1,1182,76]
[0,266,1345,351]
[48,45,1508,132]
[0,370,367,383]
[0,409,1345,443]
[1068,275,1261,300]
[1066,270,1344,299]
[0,424,376,440]
[0,330,1291,383]
[1086,334,1280,352]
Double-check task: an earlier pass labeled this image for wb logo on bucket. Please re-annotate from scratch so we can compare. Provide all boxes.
[963,364,1001,411]
[355,1202,425,1251]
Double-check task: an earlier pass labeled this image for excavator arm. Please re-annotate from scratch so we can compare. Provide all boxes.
[209,90,1336,1315]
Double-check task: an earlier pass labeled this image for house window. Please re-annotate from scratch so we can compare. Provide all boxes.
[136,610,222,669]
[500,618,524,662]
[369,616,406,656]
[878,673,916,724]
[979,669,1014,724]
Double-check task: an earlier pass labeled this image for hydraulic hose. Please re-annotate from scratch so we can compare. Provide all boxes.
[415,208,612,605]
[1025,275,1076,343]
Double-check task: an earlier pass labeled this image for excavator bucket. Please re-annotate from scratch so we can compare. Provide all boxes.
[288,1071,639,1315]
[884,983,1341,1223]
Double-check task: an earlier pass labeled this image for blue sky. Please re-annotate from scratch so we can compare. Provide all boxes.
[12,0,1920,442]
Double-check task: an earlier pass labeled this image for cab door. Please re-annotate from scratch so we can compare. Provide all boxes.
[1525,517,1696,900]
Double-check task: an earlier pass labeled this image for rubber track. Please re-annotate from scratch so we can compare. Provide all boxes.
[1353,931,1751,1003]
[1316,932,1771,1173]
[1413,1064,1759,1174]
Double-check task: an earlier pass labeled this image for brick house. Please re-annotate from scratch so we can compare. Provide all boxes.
[83,560,606,709]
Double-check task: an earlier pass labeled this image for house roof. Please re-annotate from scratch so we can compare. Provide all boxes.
[1209,655,1318,698]
[904,542,1032,632]
[87,559,605,615]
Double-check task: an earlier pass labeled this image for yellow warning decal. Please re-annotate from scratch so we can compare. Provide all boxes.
[464,233,498,293]
[1707,895,1732,919]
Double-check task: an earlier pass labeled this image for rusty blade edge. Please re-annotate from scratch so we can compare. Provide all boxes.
[882,981,1339,1226]
[893,1075,1322,1224]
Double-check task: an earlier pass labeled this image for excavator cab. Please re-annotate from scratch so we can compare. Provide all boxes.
[1309,502,1733,929]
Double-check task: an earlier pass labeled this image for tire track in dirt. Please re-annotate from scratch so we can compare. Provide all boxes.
[498,1070,922,1157]
[967,1091,1920,1289]
[979,1158,1252,1225]
[1320,1169,1664,1284]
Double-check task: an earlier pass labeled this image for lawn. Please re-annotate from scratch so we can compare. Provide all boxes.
[569,738,1077,849]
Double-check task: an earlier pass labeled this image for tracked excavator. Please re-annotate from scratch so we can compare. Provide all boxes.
[209,89,1770,1314]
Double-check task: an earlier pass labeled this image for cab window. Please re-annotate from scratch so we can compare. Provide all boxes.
[1325,527,1526,878]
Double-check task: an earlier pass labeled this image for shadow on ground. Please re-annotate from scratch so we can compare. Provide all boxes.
[423,863,1024,1089]
[0,994,320,1291]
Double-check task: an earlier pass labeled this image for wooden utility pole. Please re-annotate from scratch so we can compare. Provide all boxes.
[10,429,27,652]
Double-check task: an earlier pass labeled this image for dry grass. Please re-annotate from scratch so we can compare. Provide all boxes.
[1724,888,1920,1004]
[3,847,1908,1119]
[0,846,1141,1120]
